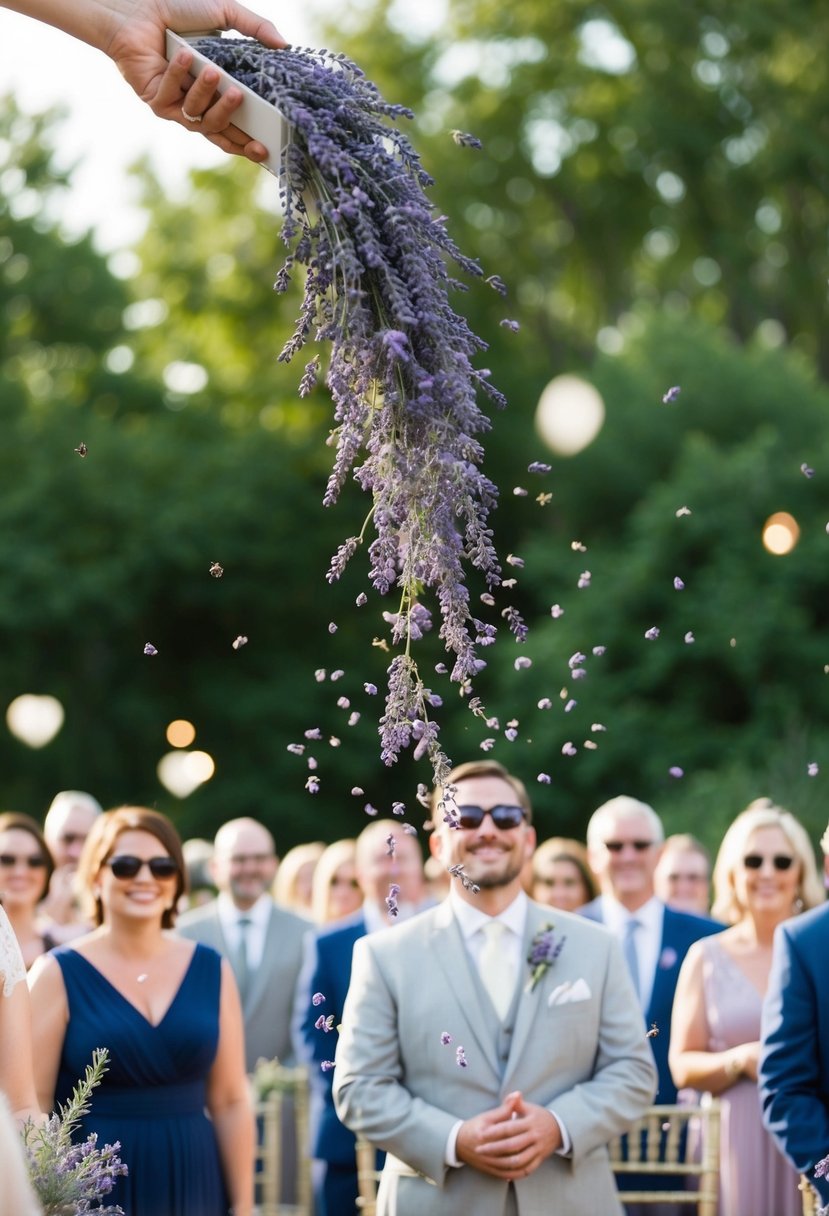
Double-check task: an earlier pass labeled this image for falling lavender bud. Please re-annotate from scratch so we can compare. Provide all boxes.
[456,1045,469,1068]
[363,682,378,695]
[676,505,692,517]
[287,743,305,756]
[209,561,224,578]
[385,834,396,857]
[577,571,592,589]
[74,442,88,457]
[562,741,577,756]
[645,626,660,640]
[450,129,483,149]
[355,591,368,606]
[403,823,418,835]
[232,635,248,650]
[348,711,361,727]
[485,716,500,729]
[684,631,696,644]
[337,696,350,709]
[480,738,496,751]
[673,577,685,591]
[808,762,819,777]
[314,669,327,682]
[569,652,587,669]
[143,642,158,656]
[571,540,587,553]
[662,385,681,404]
[505,728,518,742]
[513,485,529,496]
[385,882,401,916]
[364,803,379,817]
[307,756,318,770]
[591,723,607,732]
[506,553,525,568]
[669,766,684,779]
[571,668,587,680]
[583,739,598,750]
[329,736,341,747]
[565,699,577,712]
[315,1013,336,1032]
[351,786,364,796]
[392,801,406,816]
[305,776,320,793]
[592,645,606,656]
[528,461,552,474]
[440,1031,453,1046]
[330,669,345,681]
[312,992,325,1006]
[328,622,338,634]
[500,318,520,332]
[435,662,448,674]
[538,698,553,710]
[304,727,323,740]
[479,592,496,607]
[514,656,532,670]
[550,604,565,618]
[320,1061,335,1072]
[537,773,552,784]
[485,274,508,295]
[801,462,815,478]
[537,492,553,505]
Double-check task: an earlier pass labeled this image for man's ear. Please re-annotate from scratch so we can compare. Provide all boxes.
[428,828,445,863]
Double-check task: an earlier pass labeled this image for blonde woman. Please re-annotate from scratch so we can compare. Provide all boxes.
[273,842,325,916]
[669,798,824,1216]
[530,836,598,912]
[28,807,252,1216]
[310,840,363,925]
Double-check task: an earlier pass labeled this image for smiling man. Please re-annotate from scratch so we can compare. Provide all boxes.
[333,761,656,1216]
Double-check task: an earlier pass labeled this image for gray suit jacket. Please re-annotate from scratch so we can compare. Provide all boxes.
[177,898,310,1072]
[333,898,657,1216]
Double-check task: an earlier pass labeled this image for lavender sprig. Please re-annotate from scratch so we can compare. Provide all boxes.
[195,38,507,777]
[22,1048,127,1215]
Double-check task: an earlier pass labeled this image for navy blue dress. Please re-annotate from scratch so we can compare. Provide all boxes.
[53,942,228,1216]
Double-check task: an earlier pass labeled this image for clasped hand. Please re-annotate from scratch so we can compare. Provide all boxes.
[456,1091,561,1181]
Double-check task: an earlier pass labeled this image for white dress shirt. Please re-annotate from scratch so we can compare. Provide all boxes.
[445,888,571,1165]
[217,891,272,971]
[600,894,664,1013]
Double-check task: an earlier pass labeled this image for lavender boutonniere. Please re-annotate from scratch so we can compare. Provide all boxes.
[526,924,566,992]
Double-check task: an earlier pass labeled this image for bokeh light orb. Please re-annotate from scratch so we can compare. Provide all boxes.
[166,719,196,748]
[6,694,65,748]
[762,512,800,555]
[157,750,215,799]
[535,374,606,456]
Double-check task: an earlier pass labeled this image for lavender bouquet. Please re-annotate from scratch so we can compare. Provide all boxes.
[194,38,520,782]
[22,1048,127,1215]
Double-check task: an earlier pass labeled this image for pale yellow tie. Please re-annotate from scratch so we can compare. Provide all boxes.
[479,920,515,1020]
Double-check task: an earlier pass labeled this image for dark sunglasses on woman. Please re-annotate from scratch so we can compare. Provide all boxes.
[454,805,527,830]
[105,855,179,880]
[742,853,794,872]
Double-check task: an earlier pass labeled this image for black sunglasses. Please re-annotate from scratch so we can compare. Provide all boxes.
[0,853,47,868]
[455,804,527,830]
[105,855,179,880]
[742,853,795,872]
[604,840,654,852]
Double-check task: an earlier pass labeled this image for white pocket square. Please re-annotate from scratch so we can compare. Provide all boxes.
[548,977,592,1006]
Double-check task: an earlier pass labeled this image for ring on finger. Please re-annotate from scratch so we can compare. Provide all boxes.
[181,107,203,124]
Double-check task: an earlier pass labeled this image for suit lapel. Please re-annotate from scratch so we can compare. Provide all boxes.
[429,903,501,1081]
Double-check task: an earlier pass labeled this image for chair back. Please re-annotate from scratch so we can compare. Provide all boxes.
[253,1064,311,1216]
[608,1100,721,1214]
[355,1137,380,1216]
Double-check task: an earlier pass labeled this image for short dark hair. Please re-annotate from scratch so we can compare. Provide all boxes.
[0,811,54,896]
[77,807,187,928]
[430,760,533,824]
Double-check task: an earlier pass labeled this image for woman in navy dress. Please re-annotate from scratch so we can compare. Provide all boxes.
[28,807,252,1216]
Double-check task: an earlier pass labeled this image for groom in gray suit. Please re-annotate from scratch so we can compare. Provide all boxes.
[334,760,656,1216]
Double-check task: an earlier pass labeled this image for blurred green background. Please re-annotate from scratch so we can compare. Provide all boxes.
[2,0,829,856]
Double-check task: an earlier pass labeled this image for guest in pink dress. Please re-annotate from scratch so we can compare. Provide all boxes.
[669,798,825,1216]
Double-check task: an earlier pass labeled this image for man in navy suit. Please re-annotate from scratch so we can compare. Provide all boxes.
[760,895,829,1206]
[580,796,721,1214]
[294,818,428,1216]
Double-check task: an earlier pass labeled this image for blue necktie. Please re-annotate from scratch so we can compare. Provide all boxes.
[624,918,641,1005]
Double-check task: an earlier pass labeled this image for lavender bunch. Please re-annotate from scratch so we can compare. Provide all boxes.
[195,38,514,781]
[22,1048,127,1215]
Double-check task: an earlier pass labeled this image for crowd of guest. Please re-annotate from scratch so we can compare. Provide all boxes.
[1,779,828,1216]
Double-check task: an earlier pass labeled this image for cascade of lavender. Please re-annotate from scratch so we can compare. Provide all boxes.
[195,38,524,782]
